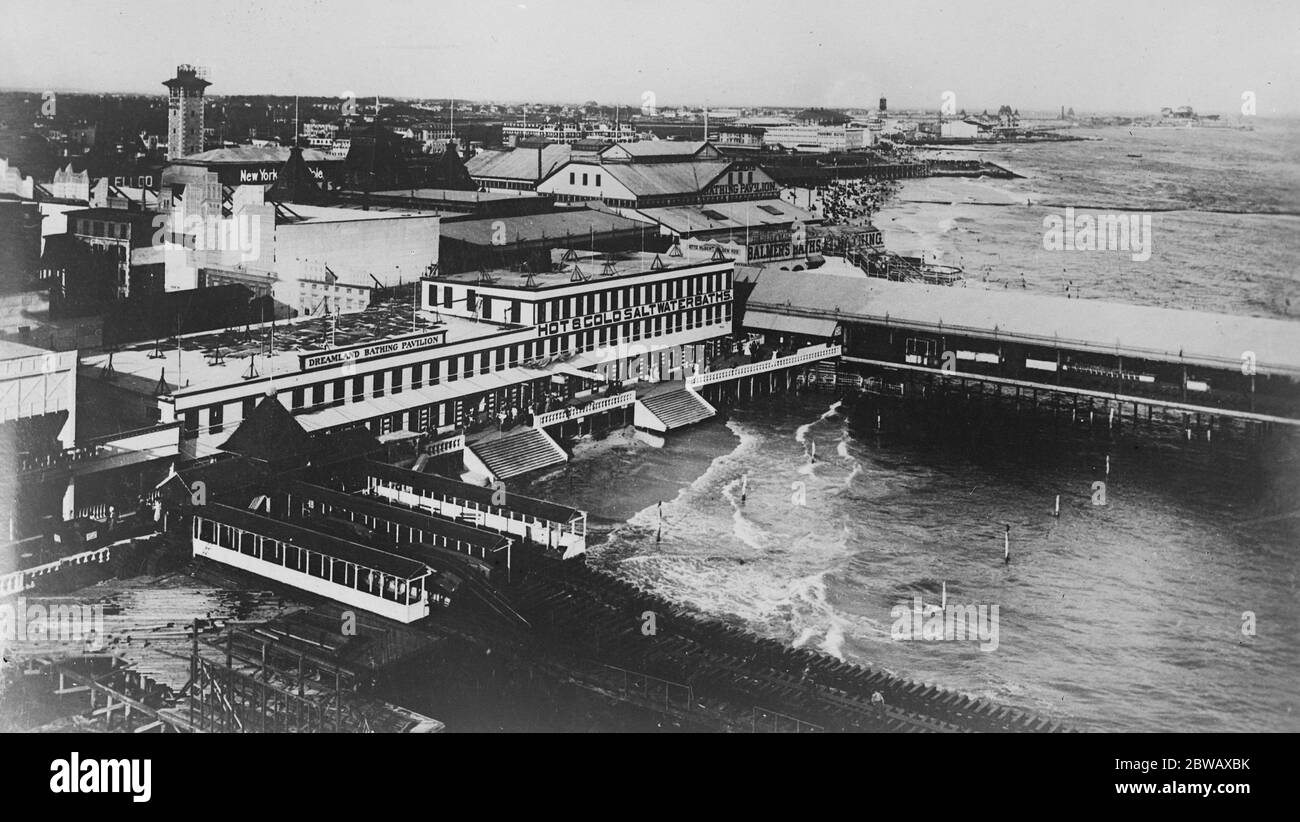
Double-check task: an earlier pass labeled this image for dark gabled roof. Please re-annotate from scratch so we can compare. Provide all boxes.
[266,146,327,204]
[220,394,314,463]
[157,455,268,504]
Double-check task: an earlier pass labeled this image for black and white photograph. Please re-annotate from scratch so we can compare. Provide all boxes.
[0,0,1293,797]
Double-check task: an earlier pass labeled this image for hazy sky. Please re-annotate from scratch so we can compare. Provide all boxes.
[3,0,1298,114]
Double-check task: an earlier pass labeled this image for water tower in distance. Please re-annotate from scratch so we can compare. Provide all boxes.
[164,64,211,160]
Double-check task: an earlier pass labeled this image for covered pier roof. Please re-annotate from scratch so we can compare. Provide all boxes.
[197,502,430,580]
[279,479,513,552]
[365,461,584,524]
[747,270,1300,376]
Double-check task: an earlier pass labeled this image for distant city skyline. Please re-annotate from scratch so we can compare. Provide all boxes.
[2,0,1298,115]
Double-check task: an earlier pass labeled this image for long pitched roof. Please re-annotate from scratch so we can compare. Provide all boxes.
[176,146,336,165]
[636,199,818,234]
[440,208,649,245]
[747,269,1300,375]
[603,140,714,159]
[599,160,731,197]
[466,145,572,182]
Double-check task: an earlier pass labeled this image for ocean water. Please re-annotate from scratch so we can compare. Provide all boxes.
[532,122,1300,732]
[878,121,1300,319]
[545,396,1300,733]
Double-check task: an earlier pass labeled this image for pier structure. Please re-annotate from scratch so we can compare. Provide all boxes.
[9,605,445,733]
[169,444,536,621]
[459,557,1077,733]
[742,270,1300,433]
[361,460,588,558]
[683,341,844,408]
[274,478,516,575]
[192,503,435,624]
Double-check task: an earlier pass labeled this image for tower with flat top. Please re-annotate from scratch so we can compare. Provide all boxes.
[164,64,210,160]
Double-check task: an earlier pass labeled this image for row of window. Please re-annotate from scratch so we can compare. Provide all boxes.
[560,171,755,192]
[77,219,130,240]
[480,179,535,191]
[444,270,733,324]
[195,518,422,602]
[182,302,732,438]
[552,192,776,208]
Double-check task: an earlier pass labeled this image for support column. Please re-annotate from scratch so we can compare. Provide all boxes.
[62,478,75,521]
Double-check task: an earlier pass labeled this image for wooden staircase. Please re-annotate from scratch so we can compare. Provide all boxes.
[464,427,567,483]
[634,388,716,432]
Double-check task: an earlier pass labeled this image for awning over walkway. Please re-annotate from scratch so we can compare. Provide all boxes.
[743,311,839,339]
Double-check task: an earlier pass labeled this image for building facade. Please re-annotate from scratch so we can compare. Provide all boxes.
[64,208,161,299]
[536,141,782,209]
[762,124,873,153]
[80,253,735,453]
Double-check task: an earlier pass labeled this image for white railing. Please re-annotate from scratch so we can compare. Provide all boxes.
[1,545,115,599]
[687,344,842,389]
[77,503,110,521]
[533,390,636,429]
[0,571,24,597]
[424,434,465,457]
[370,483,587,555]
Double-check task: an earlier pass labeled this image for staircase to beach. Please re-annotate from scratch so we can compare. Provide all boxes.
[634,388,716,432]
[463,427,568,483]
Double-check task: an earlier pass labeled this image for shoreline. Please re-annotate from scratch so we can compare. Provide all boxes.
[518,416,743,537]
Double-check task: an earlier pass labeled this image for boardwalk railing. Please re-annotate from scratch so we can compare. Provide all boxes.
[19,422,182,474]
[593,662,694,713]
[423,434,465,457]
[687,344,843,389]
[19,444,112,473]
[751,706,824,733]
[533,390,636,429]
[0,544,116,599]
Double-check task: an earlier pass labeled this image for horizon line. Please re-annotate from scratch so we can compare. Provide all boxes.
[1,86,1291,119]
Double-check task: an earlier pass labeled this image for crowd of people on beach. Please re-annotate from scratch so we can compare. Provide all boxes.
[808,178,901,225]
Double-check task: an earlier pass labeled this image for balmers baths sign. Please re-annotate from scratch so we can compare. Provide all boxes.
[536,289,732,336]
[300,331,446,370]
